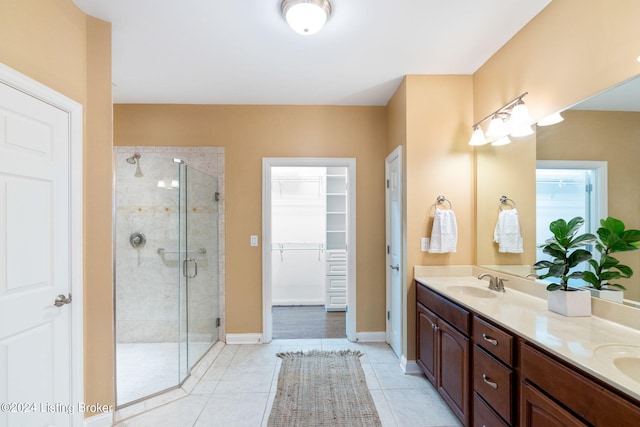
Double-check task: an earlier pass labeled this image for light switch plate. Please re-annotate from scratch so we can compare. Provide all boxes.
[421,237,430,252]
[250,235,259,247]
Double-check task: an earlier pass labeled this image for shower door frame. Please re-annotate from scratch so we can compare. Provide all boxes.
[262,157,357,343]
[113,151,221,408]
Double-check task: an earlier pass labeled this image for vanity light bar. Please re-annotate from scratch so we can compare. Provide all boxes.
[468,92,532,146]
[472,92,529,129]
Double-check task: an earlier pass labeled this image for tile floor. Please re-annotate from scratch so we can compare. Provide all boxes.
[117,342,213,405]
[114,339,462,427]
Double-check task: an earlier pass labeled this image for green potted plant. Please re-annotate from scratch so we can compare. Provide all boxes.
[581,217,640,303]
[533,216,596,316]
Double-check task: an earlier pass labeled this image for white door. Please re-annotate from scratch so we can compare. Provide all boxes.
[385,146,402,357]
[0,66,83,427]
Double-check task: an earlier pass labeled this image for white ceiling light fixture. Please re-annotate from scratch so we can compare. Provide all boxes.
[281,0,332,35]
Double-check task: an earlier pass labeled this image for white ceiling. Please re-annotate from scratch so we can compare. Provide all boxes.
[72,0,551,106]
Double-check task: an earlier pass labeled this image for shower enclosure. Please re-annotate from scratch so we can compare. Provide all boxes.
[114,150,220,406]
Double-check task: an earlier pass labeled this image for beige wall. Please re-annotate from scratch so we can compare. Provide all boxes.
[537,110,640,301]
[403,75,474,358]
[476,135,537,267]
[84,16,114,411]
[0,0,113,414]
[114,105,388,334]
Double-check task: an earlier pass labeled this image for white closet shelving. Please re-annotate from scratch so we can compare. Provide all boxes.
[325,167,347,311]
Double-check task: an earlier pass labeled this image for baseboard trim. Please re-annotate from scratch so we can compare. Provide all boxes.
[225,333,264,344]
[84,411,113,427]
[402,359,423,375]
[355,331,386,342]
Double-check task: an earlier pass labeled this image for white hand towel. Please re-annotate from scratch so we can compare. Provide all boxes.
[429,209,458,253]
[493,209,523,253]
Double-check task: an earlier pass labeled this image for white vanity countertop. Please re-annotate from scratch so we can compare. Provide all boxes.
[415,275,640,401]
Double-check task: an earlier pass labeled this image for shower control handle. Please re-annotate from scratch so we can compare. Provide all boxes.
[183,258,198,279]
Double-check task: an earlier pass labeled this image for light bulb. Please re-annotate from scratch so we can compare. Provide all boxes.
[468,127,488,146]
[486,116,508,139]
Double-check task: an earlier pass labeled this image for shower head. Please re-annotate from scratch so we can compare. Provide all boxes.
[126,153,141,164]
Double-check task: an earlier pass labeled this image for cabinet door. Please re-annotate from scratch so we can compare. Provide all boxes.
[520,382,587,427]
[416,302,437,385]
[438,319,470,426]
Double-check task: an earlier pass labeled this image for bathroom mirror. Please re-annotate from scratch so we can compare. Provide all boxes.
[477,74,640,305]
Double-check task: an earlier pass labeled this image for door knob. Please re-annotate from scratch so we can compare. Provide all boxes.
[389,264,400,271]
[54,293,72,307]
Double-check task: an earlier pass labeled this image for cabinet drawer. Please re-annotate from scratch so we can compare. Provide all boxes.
[521,343,640,427]
[326,276,346,291]
[473,346,514,425]
[473,316,514,366]
[417,283,470,335]
[325,262,346,275]
[325,251,346,261]
[325,292,346,308]
[473,393,509,427]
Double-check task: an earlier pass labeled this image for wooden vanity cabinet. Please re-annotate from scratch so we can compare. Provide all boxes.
[417,283,471,426]
[520,342,640,427]
[416,281,640,427]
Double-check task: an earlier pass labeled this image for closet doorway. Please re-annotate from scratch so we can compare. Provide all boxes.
[262,158,356,343]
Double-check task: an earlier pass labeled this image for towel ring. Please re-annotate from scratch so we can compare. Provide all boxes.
[435,195,452,210]
[499,195,516,211]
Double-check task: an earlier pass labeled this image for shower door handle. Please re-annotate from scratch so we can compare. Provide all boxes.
[183,258,198,279]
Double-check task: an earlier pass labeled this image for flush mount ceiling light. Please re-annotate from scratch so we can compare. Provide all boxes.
[281,0,332,35]
[468,92,533,146]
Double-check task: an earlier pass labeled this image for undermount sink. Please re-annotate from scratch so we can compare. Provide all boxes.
[594,344,640,383]
[446,285,497,299]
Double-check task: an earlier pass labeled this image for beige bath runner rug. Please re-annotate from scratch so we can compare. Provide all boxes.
[267,350,382,427]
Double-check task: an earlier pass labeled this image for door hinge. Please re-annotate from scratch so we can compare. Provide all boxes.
[585,184,593,193]
[215,192,221,201]
[387,310,390,320]
[216,318,221,327]
[387,245,390,254]
[386,179,390,189]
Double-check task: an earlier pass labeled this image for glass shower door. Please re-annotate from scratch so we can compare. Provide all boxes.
[182,164,219,372]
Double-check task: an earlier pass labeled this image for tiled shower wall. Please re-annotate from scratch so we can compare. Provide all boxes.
[114,146,225,344]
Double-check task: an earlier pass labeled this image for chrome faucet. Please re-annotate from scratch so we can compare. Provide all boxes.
[477,273,507,292]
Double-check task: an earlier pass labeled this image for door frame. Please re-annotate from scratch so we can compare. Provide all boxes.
[0,64,83,424]
[262,158,356,342]
[385,146,404,359]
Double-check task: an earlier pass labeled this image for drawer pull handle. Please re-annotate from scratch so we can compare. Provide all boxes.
[482,374,498,389]
[482,333,498,346]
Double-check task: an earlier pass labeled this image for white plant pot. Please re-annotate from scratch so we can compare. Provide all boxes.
[547,288,592,317]
[588,288,624,304]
